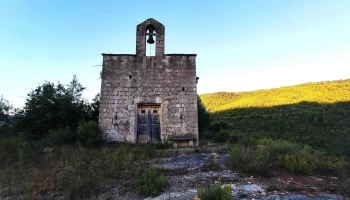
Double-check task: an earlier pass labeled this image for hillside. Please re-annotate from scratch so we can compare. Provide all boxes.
[200,79,350,158]
[200,79,350,113]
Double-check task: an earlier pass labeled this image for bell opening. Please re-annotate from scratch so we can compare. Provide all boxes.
[145,25,156,56]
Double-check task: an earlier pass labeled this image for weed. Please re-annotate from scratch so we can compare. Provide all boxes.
[202,154,221,171]
[135,167,166,197]
[197,183,232,200]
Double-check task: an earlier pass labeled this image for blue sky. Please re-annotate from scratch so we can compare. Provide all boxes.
[1,0,350,107]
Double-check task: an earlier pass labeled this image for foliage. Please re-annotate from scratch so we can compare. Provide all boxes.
[0,133,26,163]
[77,121,103,147]
[209,121,231,134]
[0,95,12,117]
[16,75,99,139]
[0,95,16,138]
[200,79,350,159]
[197,183,232,200]
[201,79,350,112]
[214,129,243,144]
[229,145,271,176]
[46,127,76,146]
[197,95,212,138]
[135,167,166,197]
[229,139,347,176]
[277,154,314,175]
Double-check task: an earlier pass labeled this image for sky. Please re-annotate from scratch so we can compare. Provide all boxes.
[1,0,350,108]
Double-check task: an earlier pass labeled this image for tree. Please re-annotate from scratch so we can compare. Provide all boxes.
[0,95,12,118]
[18,75,98,139]
[82,93,100,123]
[0,95,15,137]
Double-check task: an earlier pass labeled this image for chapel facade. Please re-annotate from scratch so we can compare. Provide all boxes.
[99,18,199,147]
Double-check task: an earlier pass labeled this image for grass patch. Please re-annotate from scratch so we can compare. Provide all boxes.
[0,139,164,199]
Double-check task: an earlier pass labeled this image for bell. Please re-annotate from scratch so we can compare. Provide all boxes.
[147,35,155,44]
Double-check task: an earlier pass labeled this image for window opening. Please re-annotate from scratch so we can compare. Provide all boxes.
[141,110,146,113]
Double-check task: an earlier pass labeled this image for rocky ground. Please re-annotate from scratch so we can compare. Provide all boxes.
[93,152,348,200]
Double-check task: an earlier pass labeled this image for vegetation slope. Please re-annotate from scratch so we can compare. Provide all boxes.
[200,79,350,158]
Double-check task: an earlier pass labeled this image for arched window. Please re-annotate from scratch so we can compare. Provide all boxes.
[145,24,156,56]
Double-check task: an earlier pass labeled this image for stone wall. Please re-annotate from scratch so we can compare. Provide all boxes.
[99,54,199,145]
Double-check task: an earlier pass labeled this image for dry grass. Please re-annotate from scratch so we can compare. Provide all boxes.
[0,142,170,199]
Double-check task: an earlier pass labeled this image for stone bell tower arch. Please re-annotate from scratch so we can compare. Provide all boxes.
[136,18,165,56]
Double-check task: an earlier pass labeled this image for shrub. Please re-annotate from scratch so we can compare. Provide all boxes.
[77,121,103,147]
[256,138,301,157]
[197,183,232,200]
[229,138,348,175]
[214,130,243,144]
[46,127,76,146]
[229,145,271,176]
[209,121,231,133]
[135,167,166,197]
[202,154,220,171]
[0,134,27,163]
[277,154,315,175]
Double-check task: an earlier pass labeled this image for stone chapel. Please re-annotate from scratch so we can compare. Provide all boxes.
[98,18,199,147]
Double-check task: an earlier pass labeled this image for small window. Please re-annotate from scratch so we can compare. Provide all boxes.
[153,110,157,113]
[182,87,185,91]
[129,75,132,79]
[141,110,146,113]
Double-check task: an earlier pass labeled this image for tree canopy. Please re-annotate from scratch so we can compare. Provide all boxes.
[17,75,99,139]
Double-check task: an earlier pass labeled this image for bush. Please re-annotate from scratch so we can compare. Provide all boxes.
[209,121,231,133]
[277,154,315,175]
[77,121,103,147]
[135,167,166,197]
[256,138,301,158]
[197,183,232,200]
[46,127,76,146]
[229,138,348,176]
[214,129,243,144]
[229,145,271,175]
[0,134,27,163]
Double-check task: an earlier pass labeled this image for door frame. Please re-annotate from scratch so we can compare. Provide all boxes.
[136,103,162,143]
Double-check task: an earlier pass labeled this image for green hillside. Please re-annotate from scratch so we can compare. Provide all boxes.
[200,79,350,158]
[201,79,350,113]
